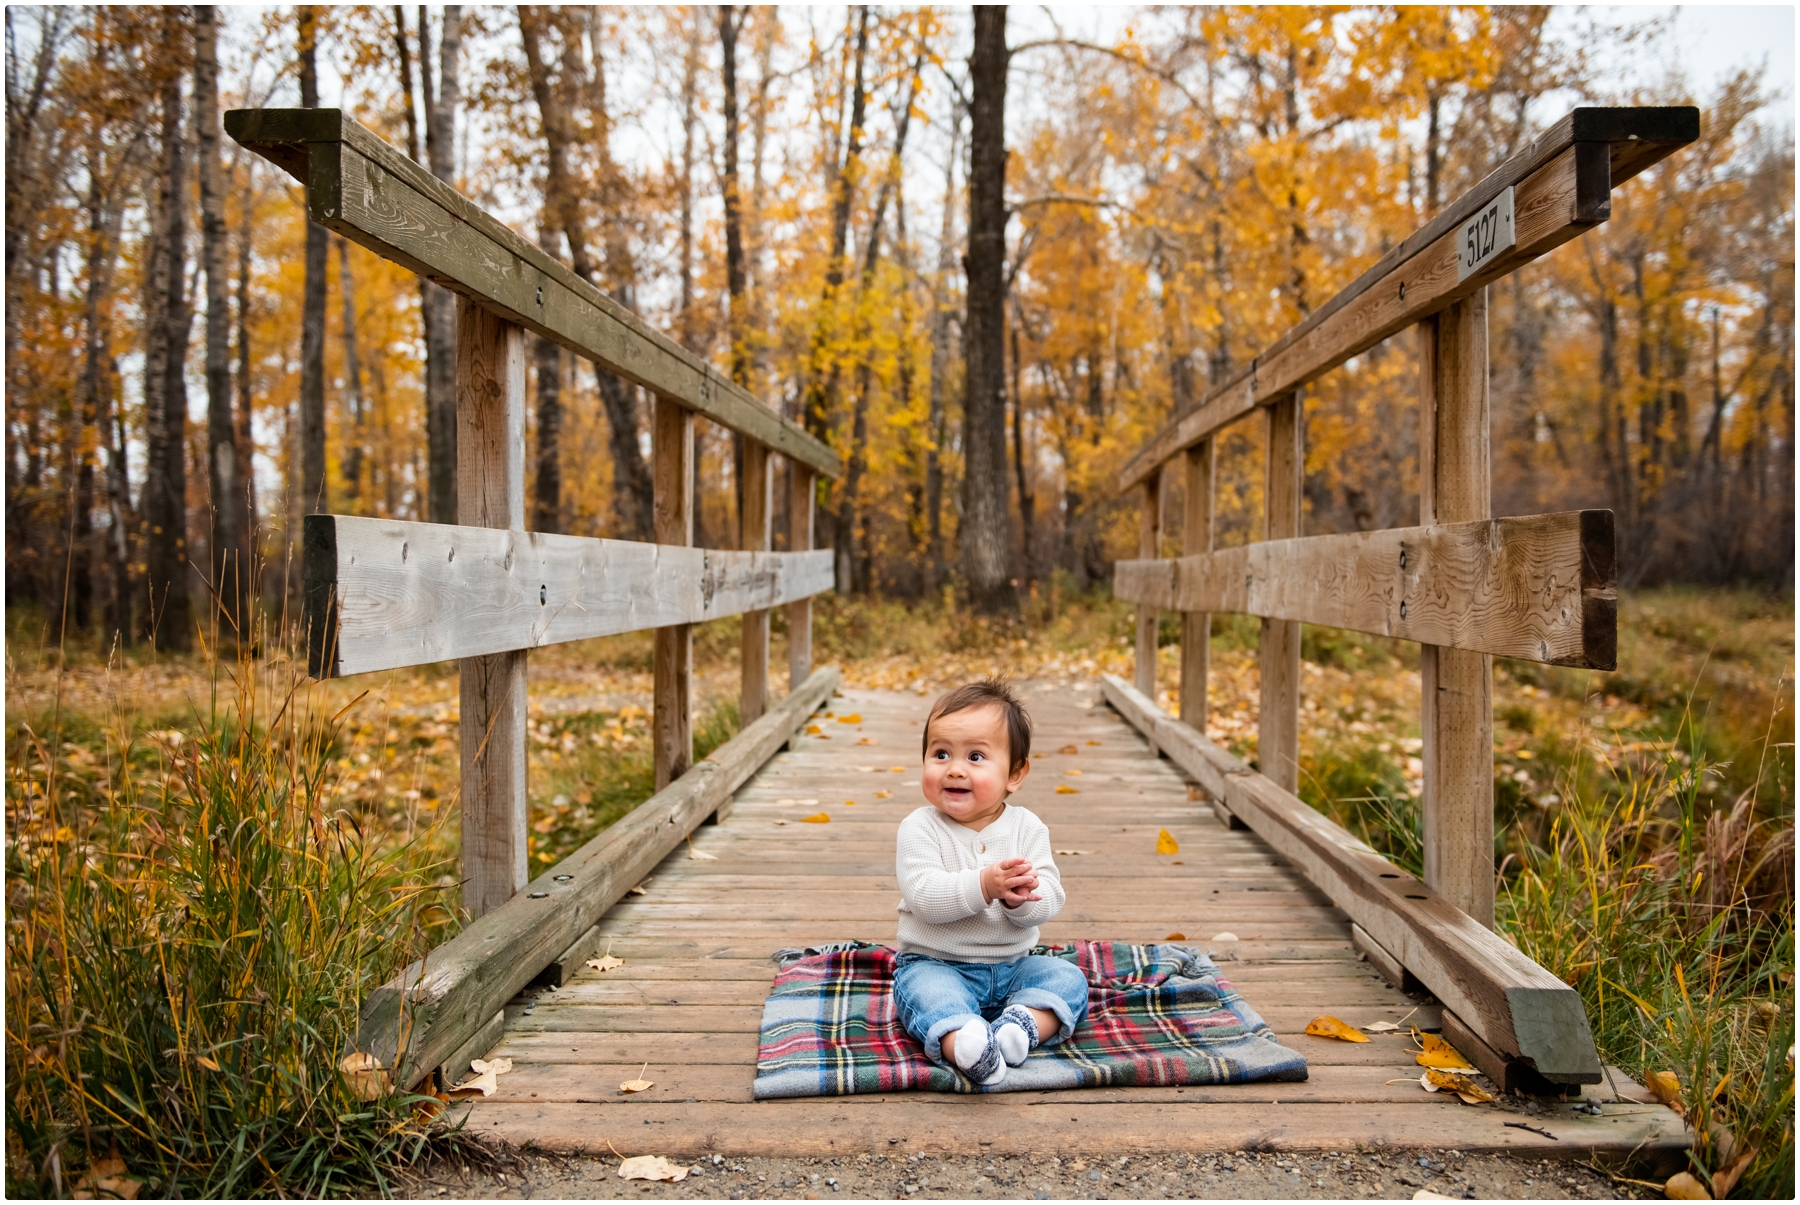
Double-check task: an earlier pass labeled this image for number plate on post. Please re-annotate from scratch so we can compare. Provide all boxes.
[1456,186,1516,283]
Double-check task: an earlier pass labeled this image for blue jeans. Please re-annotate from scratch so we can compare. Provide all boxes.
[893,952,1090,1063]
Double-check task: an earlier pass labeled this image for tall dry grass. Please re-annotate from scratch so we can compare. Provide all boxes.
[4,635,452,1196]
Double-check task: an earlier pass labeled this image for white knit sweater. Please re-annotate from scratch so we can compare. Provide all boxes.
[893,804,1065,963]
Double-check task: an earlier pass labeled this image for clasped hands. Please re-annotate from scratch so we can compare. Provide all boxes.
[979,856,1042,908]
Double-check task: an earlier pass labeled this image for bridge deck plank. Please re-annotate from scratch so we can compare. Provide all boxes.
[461,684,1685,1160]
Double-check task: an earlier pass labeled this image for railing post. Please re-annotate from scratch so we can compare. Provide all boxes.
[1179,437,1215,731]
[787,464,815,690]
[739,440,772,723]
[1134,469,1163,700]
[653,395,695,791]
[1259,393,1302,793]
[1418,291,1495,926]
[456,300,529,918]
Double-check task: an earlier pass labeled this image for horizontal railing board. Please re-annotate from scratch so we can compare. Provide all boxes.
[1113,510,1616,669]
[1099,674,1602,1084]
[1116,107,1699,492]
[357,665,842,1090]
[304,514,834,678]
[225,108,840,480]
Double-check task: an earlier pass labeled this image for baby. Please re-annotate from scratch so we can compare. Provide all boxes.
[892,679,1090,1086]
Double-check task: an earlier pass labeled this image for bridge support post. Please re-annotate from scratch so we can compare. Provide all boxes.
[1418,292,1495,927]
[456,300,530,918]
[740,441,772,723]
[654,396,695,791]
[788,465,815,690]
[1134,469,1163,701]
[1258,394,1302,793]
[1179,437,1215,732]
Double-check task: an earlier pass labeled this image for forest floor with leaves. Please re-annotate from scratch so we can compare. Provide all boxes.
[6,584,1792,1198]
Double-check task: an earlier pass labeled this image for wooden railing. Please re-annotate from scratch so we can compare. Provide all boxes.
[1110,106,1697,1092]
[228,108,842,1089]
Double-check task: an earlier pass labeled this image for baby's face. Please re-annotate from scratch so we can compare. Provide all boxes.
[921,704,1031,826]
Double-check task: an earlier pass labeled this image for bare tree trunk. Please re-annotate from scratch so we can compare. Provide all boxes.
[143,15,193,649]
[233,154,258,577]
[196,5,246,636]
[924,108,961,594]
[533,223,563,532]
[960,6,1015,614]
[420,4,462,523]
[677,12,700,347]
[719,5,751,534]
[1010,315,1033,584]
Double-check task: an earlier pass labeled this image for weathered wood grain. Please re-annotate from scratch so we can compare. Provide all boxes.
[739,440,773,724]
[223,108,841,479]
[1116,106,1700,492]
[355,666,841,1089]
[1179,439,1214,732]
[1112,510,1617,669]
[1134,471,1163,700]
[654,397,695,792]
[1418,295,1497,927]
[788,465,816,690]
[1100,674,1602,1085]
[1259,397,1303,793]
[456,301,530,917]
[300,516,834,677]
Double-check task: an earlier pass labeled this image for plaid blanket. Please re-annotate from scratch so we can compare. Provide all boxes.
[752,940,1307,1098]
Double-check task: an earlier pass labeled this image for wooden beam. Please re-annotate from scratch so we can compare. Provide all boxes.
[357,666,842,1090]
[1259,396,1302,794]
[1115,107,1700,493]
[300,517,834,678]
[1419,293,1496,927]
[1134,469,1163,700]
[1111,510,1616,669]
[654,397,695,792]
[1100,673,1603,1086]
[739,441,773,724]
[456,300,529,918]
[1179,439,1214,732]
[788,465,817,691]
[223,108,841,481]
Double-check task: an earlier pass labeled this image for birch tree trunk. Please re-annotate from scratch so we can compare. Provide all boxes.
[421,5,463,524]
[296,8,329,520]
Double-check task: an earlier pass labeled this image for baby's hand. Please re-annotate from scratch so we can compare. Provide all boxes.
[981,857,1043,908]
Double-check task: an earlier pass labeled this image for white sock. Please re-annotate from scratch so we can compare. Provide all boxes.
[949,1017,1006,1085]
[994,1004,1042,1066]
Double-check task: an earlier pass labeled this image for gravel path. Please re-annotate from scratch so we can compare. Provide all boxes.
[408,1146,1654,1200]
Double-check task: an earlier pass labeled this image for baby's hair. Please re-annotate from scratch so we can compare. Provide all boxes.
[921,677,1033,773]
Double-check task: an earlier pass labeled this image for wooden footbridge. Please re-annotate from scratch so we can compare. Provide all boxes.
[230,104,1697,1163]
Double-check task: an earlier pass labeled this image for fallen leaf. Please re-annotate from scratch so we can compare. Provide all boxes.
[627,880,650,896]
[446,1069,499,1099]
[1210,931,1239,942]
[620,1062,654,1093]
[1172,860,1184,865]
[688,843,718,861]
[1054,849,1091,856]
[471,1057,513,1076]
[586,953,625,973]
[1065,769,1083,776]
[1187,786,1206,801]
[1419,1068,1492,1103]
[875,790,892,799]
[1663,1171,1711,1200]
[1712,1147,1758,1199]
[836,713,863,724]
[1055,785,1080,794]
[890,766,905,772]
[1305,1015,1371,1043]
[73,1158,141,1202]
[338,1050,389,1100]
[1156,829,1180,854]
[800,812,830,823]
[1165,932,1187,941]
[1646,1070,1685,1114]
[1414,1033,1474,1071]
[1086,740,1100,746]
[1362,1021,1402,1034]
[618,1155,688,1183]
[843,799,856,806]
[1058,744,1079,755]
[855,765,879,772]
[857,736,879,745]
[806,725,822,735]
